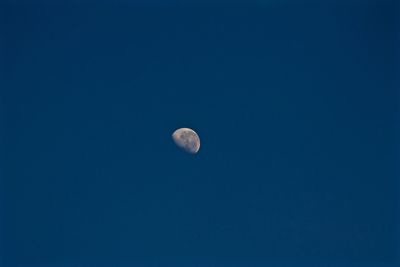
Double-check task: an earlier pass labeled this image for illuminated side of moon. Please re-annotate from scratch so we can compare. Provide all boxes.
[172,128,200,154]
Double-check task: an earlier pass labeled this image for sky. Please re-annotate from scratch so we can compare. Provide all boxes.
[1,0,399,266]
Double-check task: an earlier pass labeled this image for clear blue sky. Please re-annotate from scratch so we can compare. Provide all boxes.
[1,0,399,266]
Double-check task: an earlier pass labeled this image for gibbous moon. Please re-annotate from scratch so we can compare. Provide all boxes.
[172,128,200,154]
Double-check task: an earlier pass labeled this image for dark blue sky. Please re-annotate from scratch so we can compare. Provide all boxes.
[1,1,399,266]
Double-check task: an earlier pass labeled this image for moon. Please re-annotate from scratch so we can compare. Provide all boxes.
[172,128,200,154]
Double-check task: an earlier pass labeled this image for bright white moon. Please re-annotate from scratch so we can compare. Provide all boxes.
[172,128,200,154]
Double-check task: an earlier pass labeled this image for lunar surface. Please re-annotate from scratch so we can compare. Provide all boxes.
[172,128,200,154]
